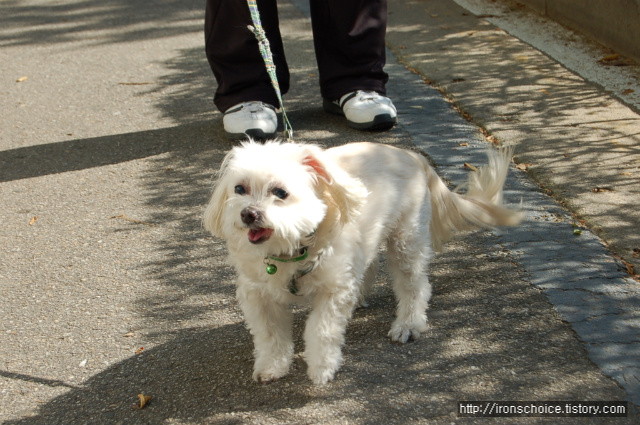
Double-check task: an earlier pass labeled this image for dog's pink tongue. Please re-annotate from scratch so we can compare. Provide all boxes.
[248,228,273,242]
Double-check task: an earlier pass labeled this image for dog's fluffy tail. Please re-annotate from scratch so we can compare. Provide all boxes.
[426,147,523,251]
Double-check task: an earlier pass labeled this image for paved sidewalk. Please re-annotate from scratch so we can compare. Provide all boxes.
[384,0,640,409]
[387,0,640,272]
[1,0,638,424]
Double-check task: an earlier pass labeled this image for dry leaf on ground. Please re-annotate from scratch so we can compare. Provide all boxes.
[598,54,620,62]
[463,162,478,171]
[515,163,532,171]
[136,394,152,410]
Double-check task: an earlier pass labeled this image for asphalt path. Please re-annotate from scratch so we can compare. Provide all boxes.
[1,0,638,423]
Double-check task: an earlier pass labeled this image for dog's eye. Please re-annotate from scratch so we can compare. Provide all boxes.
[234,185,247,195]
[272,188,289,200]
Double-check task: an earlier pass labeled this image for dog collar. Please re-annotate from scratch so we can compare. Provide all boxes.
[264,247,322,295]
[263,247,309,275]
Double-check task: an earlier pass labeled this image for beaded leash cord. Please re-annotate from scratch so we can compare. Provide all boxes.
[246,0,294,139]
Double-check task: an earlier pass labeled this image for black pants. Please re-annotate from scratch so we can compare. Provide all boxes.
[205,0,389,113]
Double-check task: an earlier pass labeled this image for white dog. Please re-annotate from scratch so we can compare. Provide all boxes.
[204,140,521,385]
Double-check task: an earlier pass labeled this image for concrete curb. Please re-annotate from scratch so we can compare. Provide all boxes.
[517,0,640,64]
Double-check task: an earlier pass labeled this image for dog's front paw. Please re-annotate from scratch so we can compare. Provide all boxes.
[252,357,291,383]
[307,364,337,385]
[253,366,289,383]
[253,369,287,383]
[388,319,428,343]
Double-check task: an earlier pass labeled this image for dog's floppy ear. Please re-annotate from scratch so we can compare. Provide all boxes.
[303,155,332,184]
[203,149,235,237]
[302,150,367,226]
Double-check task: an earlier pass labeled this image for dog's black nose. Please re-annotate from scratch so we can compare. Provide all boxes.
[241,207,261,225]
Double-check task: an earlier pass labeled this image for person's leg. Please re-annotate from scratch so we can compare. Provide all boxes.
[205,0,290,113]
[309,0,388,101]
[309,0,395,130]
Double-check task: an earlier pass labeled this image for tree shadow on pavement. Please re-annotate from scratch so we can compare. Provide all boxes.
[385,0,640,268]
[0,122,213,183]
[0,0,203,47]
[5,232,634,424]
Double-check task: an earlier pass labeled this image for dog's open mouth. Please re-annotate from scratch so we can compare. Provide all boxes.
[247,227,273,244]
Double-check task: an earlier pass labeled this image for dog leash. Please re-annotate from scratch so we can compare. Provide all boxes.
[246,0,293,140]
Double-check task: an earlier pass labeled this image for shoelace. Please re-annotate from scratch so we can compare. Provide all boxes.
[340,91,385,108]
[245,101,270,113]
[357,91,384,103]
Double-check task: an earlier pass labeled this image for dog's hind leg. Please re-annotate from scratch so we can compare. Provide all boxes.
[386,219,433,343]
[236,279,294,382]
[357,258,378,308]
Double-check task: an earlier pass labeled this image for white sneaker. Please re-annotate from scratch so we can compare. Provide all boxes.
[323,91,397,130]
[223,101,278,140]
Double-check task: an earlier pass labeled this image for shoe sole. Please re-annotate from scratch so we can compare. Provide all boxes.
[322,98,397,131]
[348,114,396,131]
[225,128,277,141]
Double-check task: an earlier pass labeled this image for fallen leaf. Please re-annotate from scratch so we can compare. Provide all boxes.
[124,332,135,338]
[458,142,469,147]
[136,394,152,410]
[515,163,532,171]
[621,89,635,95]
[597,56,630,66]
[16,76,28,83]
[620,172,633,176]
[573,228,582,236]
[633,248,640,258]
[486,135,499,144]
[463,162,478,171]
[598,53,620,62]
[592,186,613,193]
[136,347,144,355]
[624,262,635,276]
[29,216,38,226]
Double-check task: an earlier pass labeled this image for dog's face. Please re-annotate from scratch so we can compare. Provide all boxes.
[204,141,358,256]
